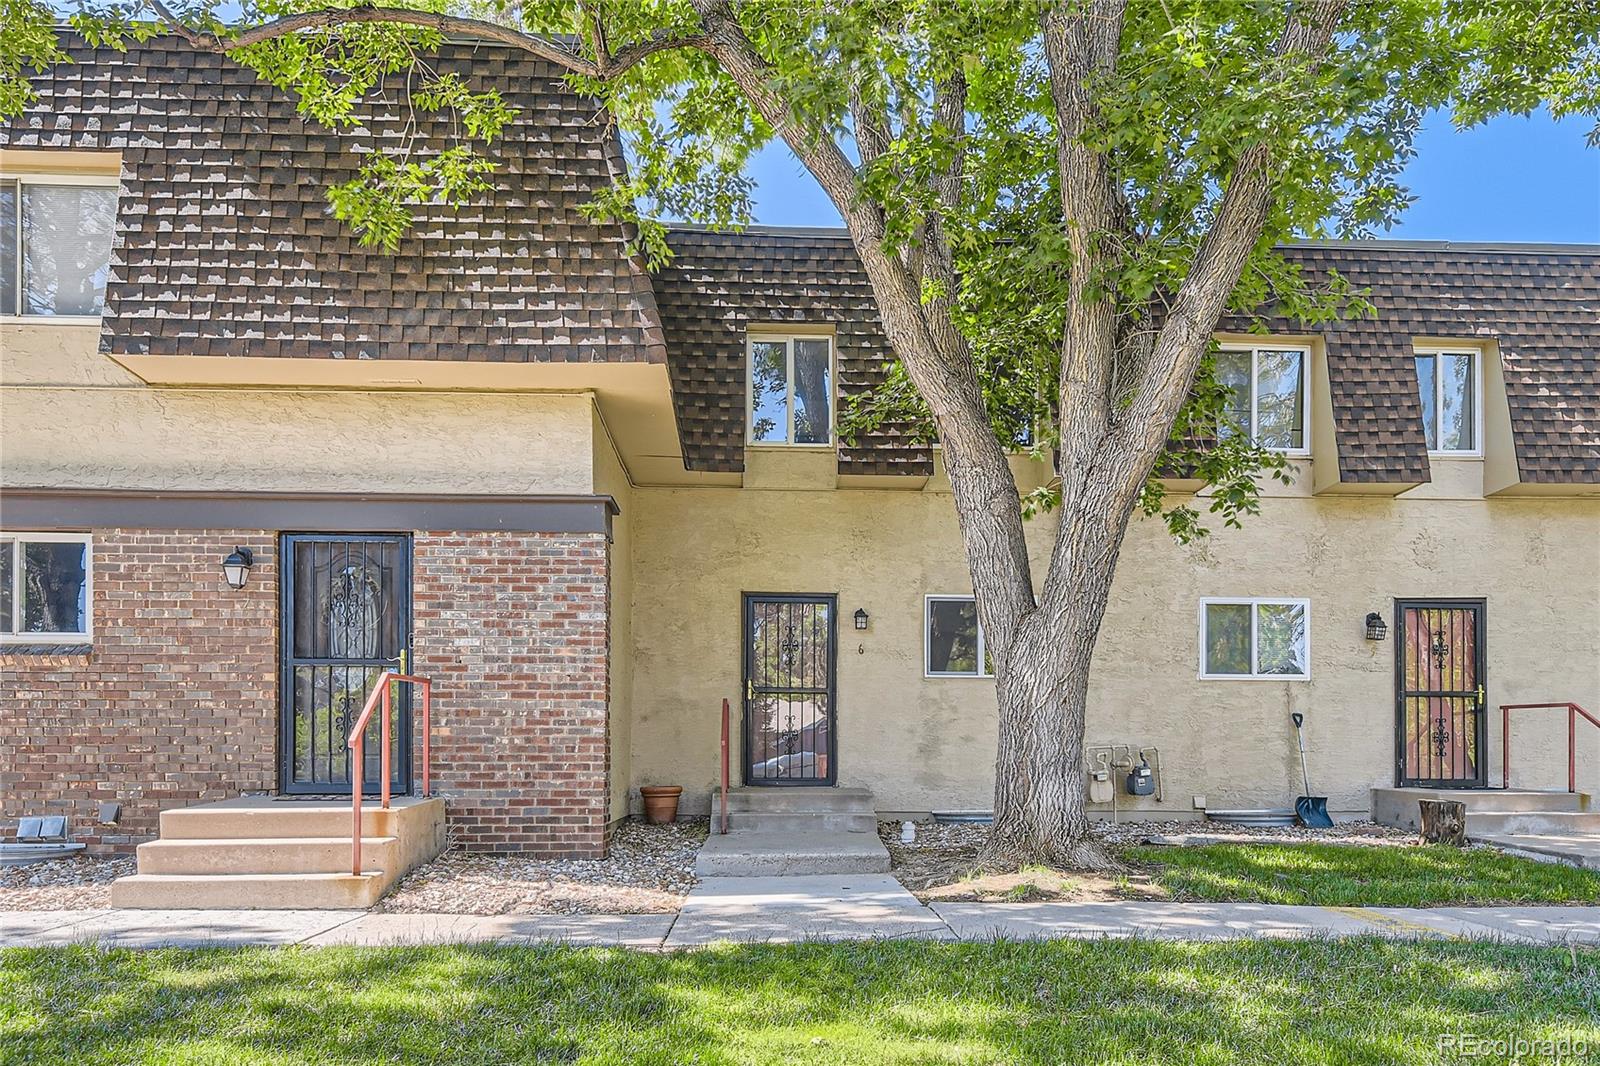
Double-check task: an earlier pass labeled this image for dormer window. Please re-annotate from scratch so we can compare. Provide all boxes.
[1216,344,1309,454]
[1414,347,1480,455]
[0,176,119,319]
[748,333,834,445]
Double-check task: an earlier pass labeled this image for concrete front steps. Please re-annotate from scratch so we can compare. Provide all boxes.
[1372,787,1600,870]
[695,787,890,876]
[111,795,447,909]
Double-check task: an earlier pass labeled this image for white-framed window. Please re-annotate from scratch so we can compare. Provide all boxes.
[748,333,834,445]
[1414,347,1482,455]
[0,533,93,644]
[925,595,992,678]
[0,174,120,320]
[1199,597,1309,680]
[1216,344,1310,454]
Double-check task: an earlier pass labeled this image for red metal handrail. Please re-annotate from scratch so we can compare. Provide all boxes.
[1501,702,1599,793]
[718,697,730,835]
[346,671,433,876]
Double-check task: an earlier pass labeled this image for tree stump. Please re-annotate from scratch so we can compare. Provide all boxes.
[1419,800,1468,846]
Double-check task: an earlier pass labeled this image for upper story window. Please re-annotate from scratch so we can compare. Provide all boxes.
[0,533,92,644]
[1216,344,1309,454]
[1199,597,1309,680]
[925,595,992,678]
[749,333,834,445]
[1414,347,1480,454]
[0,176,119,319]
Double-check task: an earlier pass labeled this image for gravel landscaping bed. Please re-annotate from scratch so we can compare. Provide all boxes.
[377,818,706,915]
[0,856,133,910]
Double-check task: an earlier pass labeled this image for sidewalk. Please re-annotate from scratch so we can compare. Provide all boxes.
[5,876,1598,950]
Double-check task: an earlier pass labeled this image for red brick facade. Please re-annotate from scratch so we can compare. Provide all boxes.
[414,531,612,856]
[0,527,613,856]
[0,530,279,852]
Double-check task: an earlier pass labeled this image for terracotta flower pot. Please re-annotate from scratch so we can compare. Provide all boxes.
[640,785,683,825]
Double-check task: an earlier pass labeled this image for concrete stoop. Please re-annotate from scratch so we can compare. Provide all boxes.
[695,788,890,876]
[111,795,447,909]
[1372,786,1600,869]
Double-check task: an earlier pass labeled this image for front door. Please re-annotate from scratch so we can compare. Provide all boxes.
[280,534,412,795]
[743,593,837,786]
[1395,599,1487,787]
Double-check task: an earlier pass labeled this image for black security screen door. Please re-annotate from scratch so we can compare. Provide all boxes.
[743,593,837,786]
[280,534,411,795]
[1396,599,1487,788]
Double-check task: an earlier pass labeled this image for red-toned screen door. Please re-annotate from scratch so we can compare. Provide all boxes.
[1396,601,1486,787]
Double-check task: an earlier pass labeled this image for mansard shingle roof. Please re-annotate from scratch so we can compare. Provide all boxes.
[660,229,1600,485]
[6,39,1594,484]
[1257,243,1600,485]
[1,36,666,364]
[653,227,931,476]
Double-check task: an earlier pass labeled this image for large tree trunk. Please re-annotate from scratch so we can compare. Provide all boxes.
[979,456,1142,870]
[983,582,1114,870]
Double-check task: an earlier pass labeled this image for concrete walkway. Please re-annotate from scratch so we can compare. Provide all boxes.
[4,881,1598,949]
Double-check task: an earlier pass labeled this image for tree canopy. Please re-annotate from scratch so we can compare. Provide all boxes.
[5,1,1593,540]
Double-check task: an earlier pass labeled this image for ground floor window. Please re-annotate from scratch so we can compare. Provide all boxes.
[1199,597,1309,679]
[925,595,991,677]
[0,532,91,642]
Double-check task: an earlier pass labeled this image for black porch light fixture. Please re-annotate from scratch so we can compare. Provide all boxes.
[853,607,870,631]
[222,547,255,590]
[1364,611,1388,641]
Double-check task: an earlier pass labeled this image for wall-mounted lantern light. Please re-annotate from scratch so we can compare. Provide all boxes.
[853,608,870,631]
[1364,611,1388,641]
[222,547,255,590]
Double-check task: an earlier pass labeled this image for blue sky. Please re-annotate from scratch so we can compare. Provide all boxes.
[735,108,1600,243]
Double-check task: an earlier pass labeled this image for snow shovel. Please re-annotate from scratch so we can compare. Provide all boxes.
[1291,712,1333,828]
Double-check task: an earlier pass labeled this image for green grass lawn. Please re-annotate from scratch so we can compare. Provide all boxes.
[3,939,1598,1064]
[1120,842,1600,907]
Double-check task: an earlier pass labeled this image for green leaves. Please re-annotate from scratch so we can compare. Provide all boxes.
[8,0,1595,541]
[0,0,68,119]
[328,146,498,250]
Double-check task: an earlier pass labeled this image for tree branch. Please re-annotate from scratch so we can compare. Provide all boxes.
[689,0,1036,646]
[919,68,970,364]
[1042,0,1127,456]
[142,0,706,79]
[1122,0,1346,447]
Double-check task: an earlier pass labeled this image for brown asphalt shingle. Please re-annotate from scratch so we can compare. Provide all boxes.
[6,42,1595,485]
[654,227,932,476]
[665,231,1599,485]
[1,37,665,365]
[1234,244,1600,485]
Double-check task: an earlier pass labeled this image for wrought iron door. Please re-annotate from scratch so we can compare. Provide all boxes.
[280,534,411,795]
[743,593,837,785]
[1395,600,1486,787]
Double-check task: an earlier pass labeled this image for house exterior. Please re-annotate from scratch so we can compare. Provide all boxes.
[2,38,1597,859]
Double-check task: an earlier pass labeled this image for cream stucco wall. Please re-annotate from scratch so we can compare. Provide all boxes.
[591,404,635,822]
[1,323,598,495]
[626,457,1600,819]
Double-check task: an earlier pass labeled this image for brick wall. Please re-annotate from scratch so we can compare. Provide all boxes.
[0,529,278,853]
[0,527,615,857]
[413,531,612,856]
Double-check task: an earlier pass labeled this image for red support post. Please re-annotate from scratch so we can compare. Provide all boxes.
[1502,705,1510,790]
[719,698,730,835]
[421,680,432,798]
[351,732,364,876]
[380,681,392,810]
[1570,704,1578,795]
